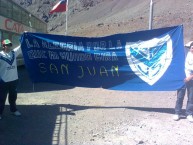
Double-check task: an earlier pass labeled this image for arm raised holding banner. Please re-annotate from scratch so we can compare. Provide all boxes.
[0,39,22,120]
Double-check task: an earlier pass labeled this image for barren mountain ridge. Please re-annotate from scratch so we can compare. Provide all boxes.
[13,0,193,43]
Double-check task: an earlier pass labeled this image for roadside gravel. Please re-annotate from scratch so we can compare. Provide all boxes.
[0,66,192,145]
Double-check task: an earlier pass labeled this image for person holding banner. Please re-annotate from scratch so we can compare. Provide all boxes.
[173,42,193,122]
[0,39,22,120]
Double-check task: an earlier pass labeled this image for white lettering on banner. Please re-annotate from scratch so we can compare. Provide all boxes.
[48,51,59,60]
[25,38,123,51]
[94,52,118,61]
[59,52,93,61]
[24,38,120,61]
[25,39,40,48]
[27,50,47,59]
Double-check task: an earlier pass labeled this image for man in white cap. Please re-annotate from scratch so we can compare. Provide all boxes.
[0,39,21,120]
[173,42,193,122]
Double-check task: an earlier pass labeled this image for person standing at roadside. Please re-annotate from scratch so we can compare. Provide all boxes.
[173,42,193,122]
[0,39,21,120]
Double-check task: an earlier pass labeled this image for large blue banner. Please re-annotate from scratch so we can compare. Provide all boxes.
[20,25,185,91]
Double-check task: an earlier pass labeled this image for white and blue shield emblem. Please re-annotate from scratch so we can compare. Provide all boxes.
[125,35,173,85]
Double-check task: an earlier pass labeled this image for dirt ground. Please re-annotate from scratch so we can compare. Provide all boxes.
[0,66,193,145]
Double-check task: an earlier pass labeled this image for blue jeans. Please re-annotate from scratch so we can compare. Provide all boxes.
[175,81,193,115]
[0,80,18,115]
[186,80,193,115]
[175,85,186,115]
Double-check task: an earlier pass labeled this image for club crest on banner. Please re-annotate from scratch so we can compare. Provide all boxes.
[125,34,173,85]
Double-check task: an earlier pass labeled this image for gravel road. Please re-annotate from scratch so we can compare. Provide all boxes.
[0,66,193,145]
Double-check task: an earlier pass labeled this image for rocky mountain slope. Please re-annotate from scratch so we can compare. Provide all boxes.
[13,0,193,43]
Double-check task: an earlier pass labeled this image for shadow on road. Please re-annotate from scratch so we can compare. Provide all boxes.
[0,104,74,145]
[1,67,179,145]
[60,104,176,114]
[0,103,180,145]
